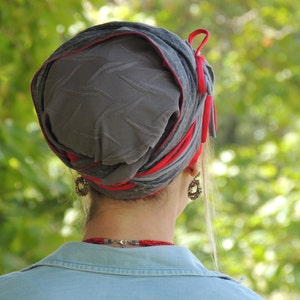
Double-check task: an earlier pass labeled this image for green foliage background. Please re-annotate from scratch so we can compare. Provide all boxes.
[0,1,299,299]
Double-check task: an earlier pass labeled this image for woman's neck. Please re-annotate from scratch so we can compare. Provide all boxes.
[83,197,177,243]
[83,170,193,244]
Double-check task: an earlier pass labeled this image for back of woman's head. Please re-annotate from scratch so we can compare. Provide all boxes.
[31,21,216,200]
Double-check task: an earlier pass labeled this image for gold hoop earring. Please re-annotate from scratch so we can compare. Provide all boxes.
[75,175,89,196]
[188,172,202,200]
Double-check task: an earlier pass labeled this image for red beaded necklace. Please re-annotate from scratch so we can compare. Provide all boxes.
[83,237,174,247]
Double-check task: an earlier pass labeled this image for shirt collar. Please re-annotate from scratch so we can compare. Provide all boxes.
[23,242,235,280]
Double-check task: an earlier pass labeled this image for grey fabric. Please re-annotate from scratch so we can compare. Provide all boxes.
[43,36,180,184]
[31,21,215,199]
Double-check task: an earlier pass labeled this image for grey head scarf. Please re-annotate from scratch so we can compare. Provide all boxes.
[31,21,215,199]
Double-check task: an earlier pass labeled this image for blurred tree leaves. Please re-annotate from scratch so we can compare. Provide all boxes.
[0,1,299,299]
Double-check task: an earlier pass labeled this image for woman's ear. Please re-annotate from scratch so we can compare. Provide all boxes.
[184,162,200,178]
[185,144,202,178]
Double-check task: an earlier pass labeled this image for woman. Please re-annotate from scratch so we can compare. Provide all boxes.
[0,21,263,299]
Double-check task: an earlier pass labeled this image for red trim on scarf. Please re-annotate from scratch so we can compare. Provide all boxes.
[188,144,203,167]
[195,55,207,94]
[83,174,136,191]
[137,122,196,177]
[66,152,80,163]
[201,95,213,143]
[188,29,210,54]
[188,29,210,94]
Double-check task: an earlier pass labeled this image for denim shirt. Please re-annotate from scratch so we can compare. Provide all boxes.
[0,242,263,299]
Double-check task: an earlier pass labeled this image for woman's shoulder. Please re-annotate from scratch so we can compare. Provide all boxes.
[0,270,37,300]
[184,275,264,299]
[147,245,264,299]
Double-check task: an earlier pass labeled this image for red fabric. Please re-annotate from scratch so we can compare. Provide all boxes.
[83,174,136,191]
[201,95,213,143]
[188,144,203,167]
[195,55,207,94]
[188,29,210,94]
[66,152,80,163]
[188,29,210,54]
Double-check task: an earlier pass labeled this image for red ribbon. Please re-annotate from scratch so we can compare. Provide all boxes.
[188,29,210,94]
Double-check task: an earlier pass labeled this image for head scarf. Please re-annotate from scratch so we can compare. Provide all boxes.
[31,21,216,199]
